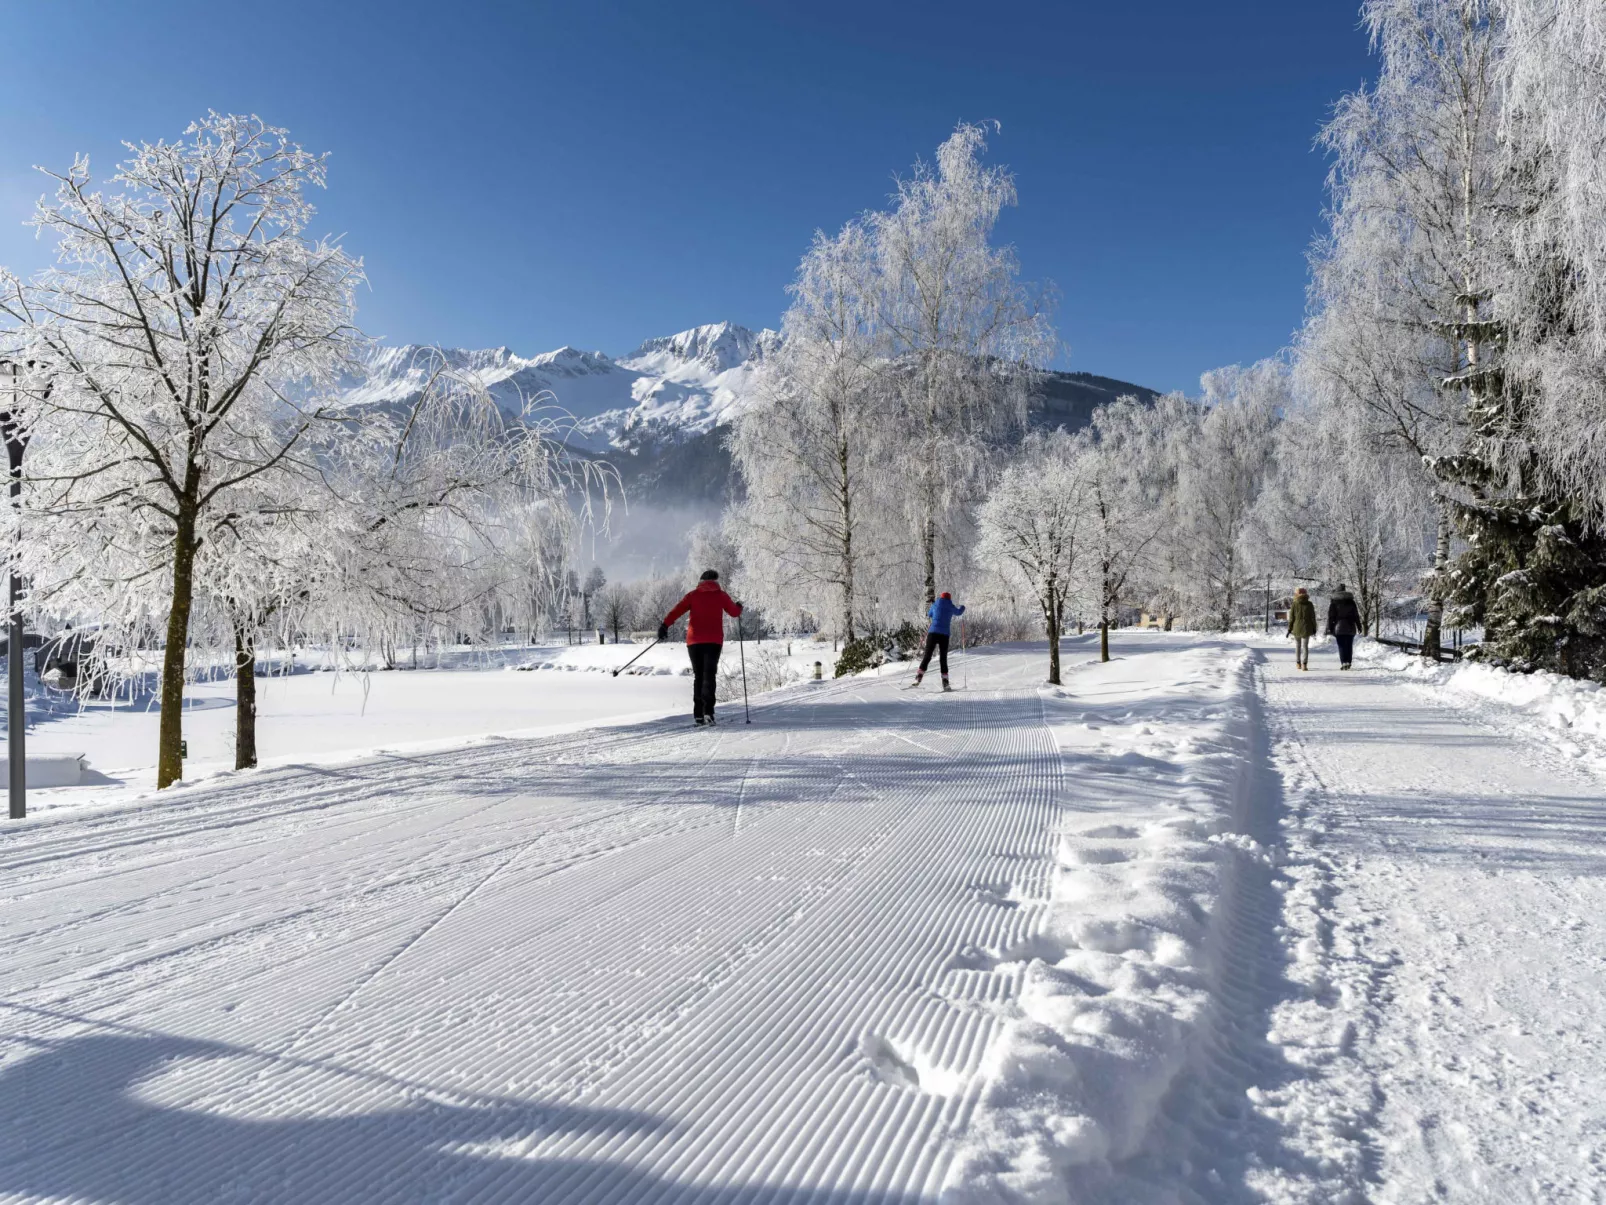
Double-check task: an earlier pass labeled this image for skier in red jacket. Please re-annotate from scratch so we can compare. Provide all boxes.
[660,570,744,725]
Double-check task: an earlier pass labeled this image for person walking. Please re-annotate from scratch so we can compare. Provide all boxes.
[1325,583,1362,670]
[660,570,743,725]
[1286,587,1317,670]
[913,592,965,691]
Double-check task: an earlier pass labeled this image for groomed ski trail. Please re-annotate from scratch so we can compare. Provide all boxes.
[1,646,1076,1203]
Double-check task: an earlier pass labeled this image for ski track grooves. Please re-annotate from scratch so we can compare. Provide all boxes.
[0,649,1074,1203]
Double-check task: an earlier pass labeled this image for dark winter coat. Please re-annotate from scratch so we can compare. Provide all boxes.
[927,597,966,635]
[664,580,742,646]
[1325,590,1361,638]
[1287,596,1317,639]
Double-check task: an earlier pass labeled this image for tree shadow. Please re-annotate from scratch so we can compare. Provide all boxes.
[0,1027,936,1203]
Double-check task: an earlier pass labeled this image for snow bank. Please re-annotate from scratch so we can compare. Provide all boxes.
[1357,639,1606,770]
[943,646,1259,1202]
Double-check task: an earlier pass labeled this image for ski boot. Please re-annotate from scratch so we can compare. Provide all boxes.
[912,671,924,688]
[942,676,953,692]
[706,714,718,726]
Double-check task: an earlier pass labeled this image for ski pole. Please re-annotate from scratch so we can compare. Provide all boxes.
[611,635,663,677]
[737,612,751,724]
[960,616,967,689]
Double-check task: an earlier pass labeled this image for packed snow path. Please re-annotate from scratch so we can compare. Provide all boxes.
[0,645,1084,1203]
[1261,643,1606,1202]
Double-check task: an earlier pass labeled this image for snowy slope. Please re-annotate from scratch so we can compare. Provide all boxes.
[344,322,779,451]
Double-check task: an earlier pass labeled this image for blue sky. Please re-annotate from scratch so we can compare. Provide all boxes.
[0,1,1374,393]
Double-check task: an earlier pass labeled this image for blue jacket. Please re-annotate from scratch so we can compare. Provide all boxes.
[927,597,965,635]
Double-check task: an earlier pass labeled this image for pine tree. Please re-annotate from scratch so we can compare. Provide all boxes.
[1436,282,1606,679]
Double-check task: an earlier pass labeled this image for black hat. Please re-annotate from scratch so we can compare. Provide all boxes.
[700,569,720,581]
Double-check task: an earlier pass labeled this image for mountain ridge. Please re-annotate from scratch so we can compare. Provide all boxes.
[346,321,1158,471]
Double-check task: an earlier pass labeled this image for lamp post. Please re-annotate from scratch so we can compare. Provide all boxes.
[1,362,28,819]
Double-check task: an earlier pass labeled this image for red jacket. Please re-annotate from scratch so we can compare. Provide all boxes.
[665,580,743,645]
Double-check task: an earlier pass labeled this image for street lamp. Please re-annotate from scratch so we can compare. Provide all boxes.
[1,360,35,820]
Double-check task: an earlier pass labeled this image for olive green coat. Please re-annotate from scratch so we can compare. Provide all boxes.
[1286,595,1318,638]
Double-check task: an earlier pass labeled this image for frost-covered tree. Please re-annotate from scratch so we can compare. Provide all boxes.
[194,496,330,769]
[597,580,638,644]
[977,430,1092,685]
[315,353,609,654]
[640,575,689,639]
[1247,396,1431,634]
[0,114,364,787]
[1165,364,1281,630]
[1419,0,1606,678]
[729,219,892,641]
[1307,0,1511,659]
[1082,397,1175,661]
[874,123,1055,607]
[1499,0,1606,515]
[684,521,742,590]
[1303,0,1606,677]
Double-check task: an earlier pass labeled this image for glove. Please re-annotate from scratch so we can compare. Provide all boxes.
[657,623,669,642]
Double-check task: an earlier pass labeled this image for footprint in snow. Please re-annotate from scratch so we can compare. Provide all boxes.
[969,883,1023,909]
[1064,845,1133,865]
[1077,824,1140,839]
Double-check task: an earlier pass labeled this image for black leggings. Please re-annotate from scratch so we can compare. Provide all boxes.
[688,643,722,717]
[918,632,950,675]
[1335,633,1354,666]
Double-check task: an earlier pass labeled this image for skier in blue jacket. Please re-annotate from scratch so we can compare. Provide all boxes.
[913,592,965,690]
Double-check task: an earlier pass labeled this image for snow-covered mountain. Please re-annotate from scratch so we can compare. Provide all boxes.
[346,321,1161,521]
[345,322,781,451]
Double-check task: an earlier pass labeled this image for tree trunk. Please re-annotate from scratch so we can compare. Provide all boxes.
[1101,569,1113,662]
[1375,556,1385,636]
[157,505,200,789]
[921,513,937,608]
[1045,584,1061,686]
[840,435,857,643]
[1422,506,1451,662]
[234,620,258,770]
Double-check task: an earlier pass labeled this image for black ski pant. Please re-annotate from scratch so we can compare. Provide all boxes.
[688,642,722,718]
[1334,633,1354,666]
[918,632,950,676]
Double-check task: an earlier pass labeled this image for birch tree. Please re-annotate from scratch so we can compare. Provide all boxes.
[977,430,1092,685]
[1499,0,1606,515]
[729,219,892,640]
[0,113,363,787]
[1083,397,1175,661]
[874,123,1055,607]
[1307,0,1509,659]
[312,353,612,659]
[1171,363,1281,630]
[1246,397,1431,634]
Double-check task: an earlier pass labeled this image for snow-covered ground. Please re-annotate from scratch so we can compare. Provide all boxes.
[8,638,832,816]
[1260,637,1606,1202]
[2,632,1602,1202]
[1358,637,1606,773]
